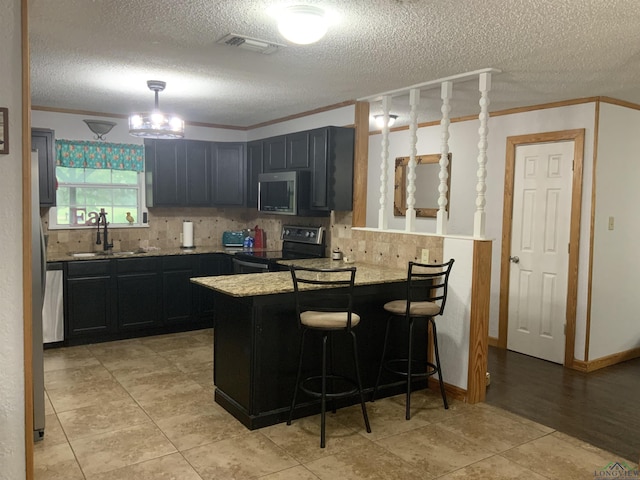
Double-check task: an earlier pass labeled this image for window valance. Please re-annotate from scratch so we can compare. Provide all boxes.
[56,140,144,172]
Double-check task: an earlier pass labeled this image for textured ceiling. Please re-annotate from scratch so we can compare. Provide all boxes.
[29,0,640,128]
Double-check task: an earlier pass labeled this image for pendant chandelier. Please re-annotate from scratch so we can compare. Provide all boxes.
[129,80,185,139]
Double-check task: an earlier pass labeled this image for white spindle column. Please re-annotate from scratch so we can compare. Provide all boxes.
[405,89,420,232]
[473,72,491,239]
[378,95,391,230]
[437,81,452,235]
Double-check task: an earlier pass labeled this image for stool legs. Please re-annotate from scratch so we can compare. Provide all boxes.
[372,317,392,401]
[405,318,415,420]
[351,331,371,434]
[288,328,371,448]
[430,319,449,410]
[287,329,307,426]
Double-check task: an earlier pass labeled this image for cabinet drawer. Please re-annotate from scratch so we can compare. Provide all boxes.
[67,260,112,277]
[163,255,196,271]
[116,257,159,273]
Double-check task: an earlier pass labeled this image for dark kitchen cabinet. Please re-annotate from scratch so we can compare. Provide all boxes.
[196,253,233,323]
[162,255,197,325]
[185,140,212,206]
[308,126,354,211]
[263,135,286,171]
[246,141,263,208]
[116,257,161,331]
[145,139,186,207]
[31,128,56,207]
[212,142,245,206]
[65,260,114,338]
[285,131,309,169]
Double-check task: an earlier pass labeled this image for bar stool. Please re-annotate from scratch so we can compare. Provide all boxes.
[373,259,454,420]
[287,265,371,448]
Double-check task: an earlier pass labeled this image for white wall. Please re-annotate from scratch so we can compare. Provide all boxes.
[246,105,355,141]
[31,110,247,143]
[367,103,597,360]
[0,0,26,478]
[589,103,640,359]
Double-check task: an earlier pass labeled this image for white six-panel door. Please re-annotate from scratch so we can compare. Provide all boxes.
[507,141,574,364]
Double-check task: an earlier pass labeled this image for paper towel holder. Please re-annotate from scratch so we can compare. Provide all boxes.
[180,219,196,249]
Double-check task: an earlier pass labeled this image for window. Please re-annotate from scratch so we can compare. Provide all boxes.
[49,166,144,228]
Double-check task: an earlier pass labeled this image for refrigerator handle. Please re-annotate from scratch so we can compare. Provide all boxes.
[40,222,47,303]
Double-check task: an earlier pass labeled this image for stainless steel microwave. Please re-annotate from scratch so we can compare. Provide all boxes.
[258,171,310,215]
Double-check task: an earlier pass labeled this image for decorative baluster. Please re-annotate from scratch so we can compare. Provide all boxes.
[474,72,491,239]
[378,95,391,230]
[437,81,452,235]
[405,89,420,232]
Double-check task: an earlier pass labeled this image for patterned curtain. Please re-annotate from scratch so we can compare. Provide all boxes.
[56,140,144,172]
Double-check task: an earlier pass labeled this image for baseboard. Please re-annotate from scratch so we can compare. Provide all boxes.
[488,336,499,347]
[572,347,640,372]
[428,378,468,403]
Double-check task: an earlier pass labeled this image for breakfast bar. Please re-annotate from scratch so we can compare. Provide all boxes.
[192,259,429,429]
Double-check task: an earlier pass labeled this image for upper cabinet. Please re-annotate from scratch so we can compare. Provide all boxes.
[31,128,57,207]
[263,136,286,171]
[212,142,245,206]
[285,131,310,169]
[145,139,246,208]
[246,141,263,209]
[145,139,186,206]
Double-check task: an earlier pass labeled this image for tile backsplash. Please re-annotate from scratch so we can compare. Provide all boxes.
[44,207,444,271]
[43,207,330,257]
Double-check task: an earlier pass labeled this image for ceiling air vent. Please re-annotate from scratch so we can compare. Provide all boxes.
[217,34,284,55]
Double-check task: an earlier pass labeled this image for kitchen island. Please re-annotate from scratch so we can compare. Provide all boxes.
[192,259,430,429]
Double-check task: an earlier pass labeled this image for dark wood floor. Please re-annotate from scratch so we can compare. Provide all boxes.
[485,346,640,463]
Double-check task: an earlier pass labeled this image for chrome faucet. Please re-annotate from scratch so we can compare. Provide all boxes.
[95,208,113,252]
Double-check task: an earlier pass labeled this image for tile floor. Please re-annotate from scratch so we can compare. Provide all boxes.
[36,329,636,479]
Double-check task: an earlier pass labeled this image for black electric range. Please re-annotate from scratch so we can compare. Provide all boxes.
[233,225,326,273]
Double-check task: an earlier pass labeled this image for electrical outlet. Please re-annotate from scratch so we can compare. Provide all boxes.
[608,216,614,230]
[421,248,430,263]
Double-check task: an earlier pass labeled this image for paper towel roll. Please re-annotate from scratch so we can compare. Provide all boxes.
[182,221,194,248]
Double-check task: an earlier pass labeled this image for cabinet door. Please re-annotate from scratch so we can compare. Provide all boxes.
[246,141,263,209]
[162,256,197,325]
[185,140,211,206]
[309,128,329,209]
[263,136,286,171]
[31,128,56,207]
[286,131,310,169]
[66,276,113,337]
[212,143,245,206]
[116,257,161,330]
[145,139,186,206]
[117,272,161,330]
[197,254,232,321]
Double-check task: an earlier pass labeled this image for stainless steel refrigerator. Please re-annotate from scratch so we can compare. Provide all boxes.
[32,151,46,441]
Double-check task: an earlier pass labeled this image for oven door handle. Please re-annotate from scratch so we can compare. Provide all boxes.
[232,258,271,270]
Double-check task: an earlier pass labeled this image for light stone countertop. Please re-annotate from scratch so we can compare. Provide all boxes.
[191,258,407,298]
[48,246,259,262]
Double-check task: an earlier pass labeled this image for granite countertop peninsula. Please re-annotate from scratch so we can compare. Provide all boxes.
[47,245,253,262]
[191,258,407,297]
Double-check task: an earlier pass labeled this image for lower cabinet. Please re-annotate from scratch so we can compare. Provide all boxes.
[64,254,232,344]
[65,260,114,338]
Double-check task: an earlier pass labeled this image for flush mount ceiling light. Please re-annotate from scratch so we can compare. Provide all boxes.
[83,119,116,141]
[374,114,398,129]
[129,80,185,139]
[276,5,329,45]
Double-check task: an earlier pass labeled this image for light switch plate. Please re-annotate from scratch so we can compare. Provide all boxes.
[608,216,614,230]
[421,248,430,263]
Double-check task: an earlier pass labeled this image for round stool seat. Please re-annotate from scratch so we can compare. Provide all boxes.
[383,300,440,317]
[301,311,361,329]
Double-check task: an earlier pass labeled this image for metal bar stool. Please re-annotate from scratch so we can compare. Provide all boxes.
[287,265,371,448]
[373,259,454,420]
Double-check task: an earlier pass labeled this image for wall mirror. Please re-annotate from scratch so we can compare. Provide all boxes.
[0,108,8,154]
[394,153,451,217]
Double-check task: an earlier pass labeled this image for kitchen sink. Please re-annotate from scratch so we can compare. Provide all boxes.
[70,252,98,258]
[70,251,138,258]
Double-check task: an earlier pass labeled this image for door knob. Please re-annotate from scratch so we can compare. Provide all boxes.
[510,256,520,264]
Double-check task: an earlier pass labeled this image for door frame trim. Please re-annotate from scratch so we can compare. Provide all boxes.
[498,129,585,368]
